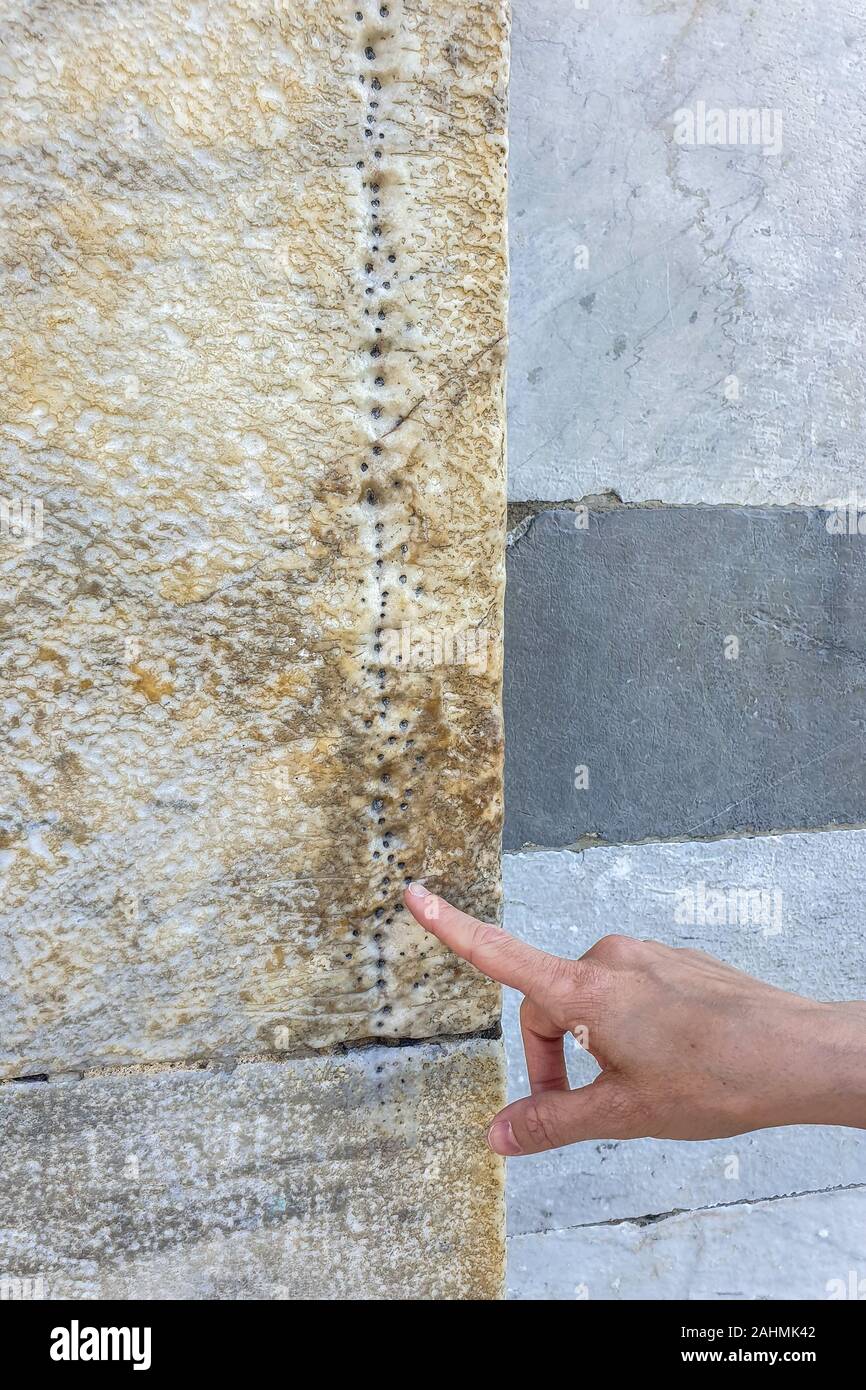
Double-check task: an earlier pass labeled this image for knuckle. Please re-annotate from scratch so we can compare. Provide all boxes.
[521,1100,561,1151]
[545,954,582,998]
[590,933,639,968]
[466,920,502,965]
[558,957,610,1028]
[476,921,504,949]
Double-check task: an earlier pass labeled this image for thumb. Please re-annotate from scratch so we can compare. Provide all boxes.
[487,1077,642,1155]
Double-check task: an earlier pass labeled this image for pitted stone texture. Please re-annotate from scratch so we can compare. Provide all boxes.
[505,507,866,851]
[503,842,866,1240]
[508,1188,866,1301]
[509,0,866,505]
[0,0,508,1074]
[0,1039,505,1300]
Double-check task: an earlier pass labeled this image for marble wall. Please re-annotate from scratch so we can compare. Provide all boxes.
[0,0,509,1301]
[505,0,866,1301]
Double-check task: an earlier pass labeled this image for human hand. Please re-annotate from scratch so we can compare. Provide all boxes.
[403,882,866,1155]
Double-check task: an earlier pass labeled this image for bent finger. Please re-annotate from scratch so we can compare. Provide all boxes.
[487,1077,644,1155]
[520,996,568,1095]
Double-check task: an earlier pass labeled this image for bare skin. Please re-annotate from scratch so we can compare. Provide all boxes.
[403,882,866,1157]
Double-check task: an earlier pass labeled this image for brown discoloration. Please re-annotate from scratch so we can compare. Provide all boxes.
[129,662,175,704]
[0,0,508,1074]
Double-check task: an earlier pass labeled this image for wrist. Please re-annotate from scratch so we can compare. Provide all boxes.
[781,1001,866,1129]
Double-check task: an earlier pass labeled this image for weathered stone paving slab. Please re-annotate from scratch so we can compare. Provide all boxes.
[505,507,866,850]
[0,0,508,1074]
[0,1039,505,1300]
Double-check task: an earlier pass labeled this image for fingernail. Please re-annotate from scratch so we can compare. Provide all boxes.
[406,881,430,899]
[487,1120,523,1156]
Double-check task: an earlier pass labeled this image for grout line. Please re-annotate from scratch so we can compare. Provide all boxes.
[506,498,847,547]
[0,1022,503,1087]
[507,496,842,518]
[507,821,866,857]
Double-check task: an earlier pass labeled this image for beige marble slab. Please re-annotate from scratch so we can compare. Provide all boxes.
[0,1039,506,1299]
[0,0,508,1073]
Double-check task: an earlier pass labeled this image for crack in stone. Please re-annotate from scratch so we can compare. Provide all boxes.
[509,1181,866,1240]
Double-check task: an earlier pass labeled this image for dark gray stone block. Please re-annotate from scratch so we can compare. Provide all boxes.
[505,507,866,849]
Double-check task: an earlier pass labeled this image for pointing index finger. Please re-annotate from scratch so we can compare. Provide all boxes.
[403,882,560,994]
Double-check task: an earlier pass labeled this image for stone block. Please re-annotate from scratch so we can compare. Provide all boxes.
[0,0,509,1073]
[505,508,866,850]
[0,1039,506,1300]
[508,0,866,505]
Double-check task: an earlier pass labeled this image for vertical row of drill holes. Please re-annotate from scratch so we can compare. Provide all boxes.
[355,6,410,1029]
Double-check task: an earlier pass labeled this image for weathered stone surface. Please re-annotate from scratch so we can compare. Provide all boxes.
[505,507,866,851]
[508,0,866,505]
[503,841,866,1239]
[0,0,508,1073]
[507,1188,866,1301]
[0,1039,505,1300]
